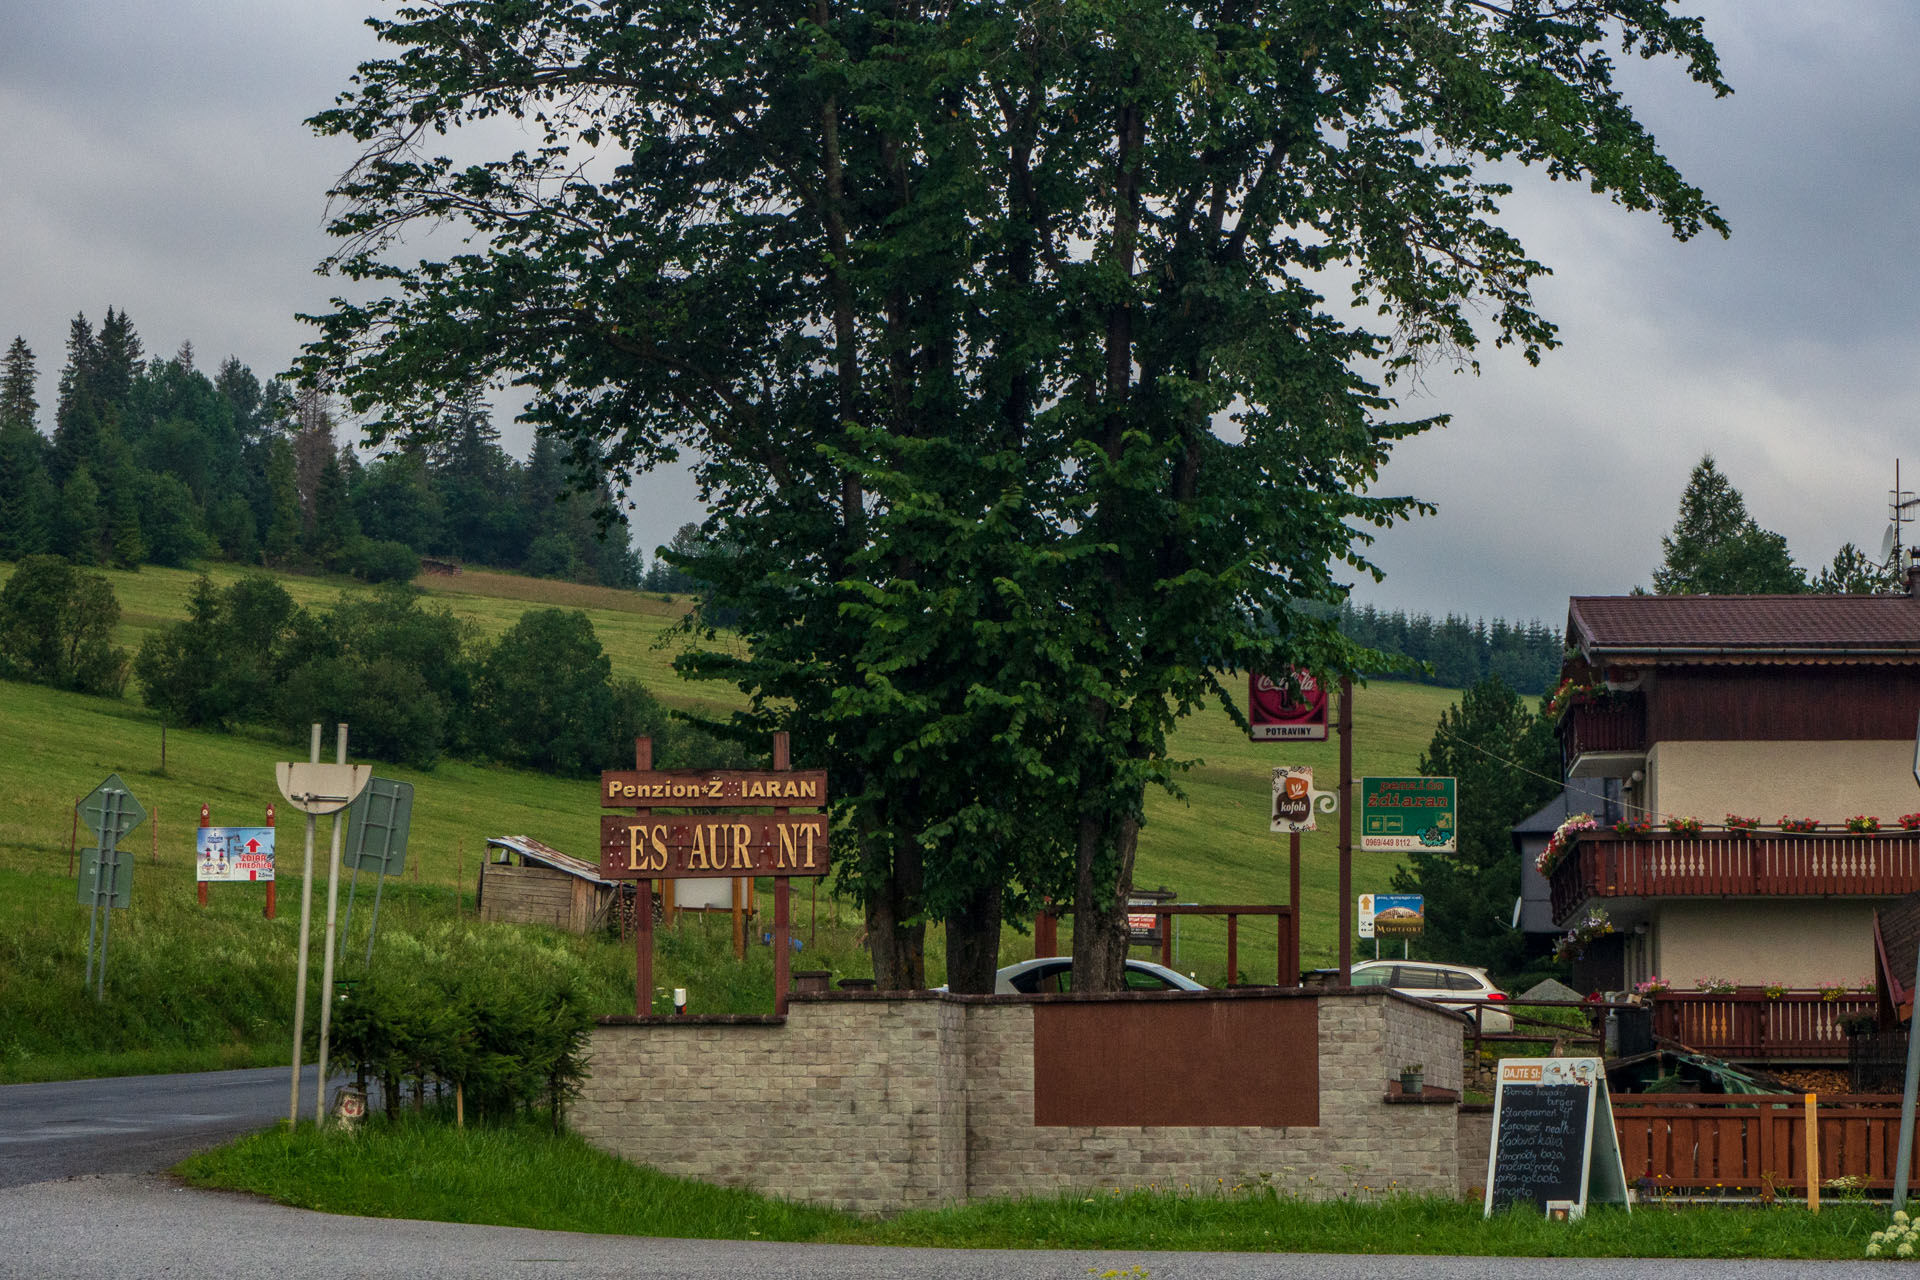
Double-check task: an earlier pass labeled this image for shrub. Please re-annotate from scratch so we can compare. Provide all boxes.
[336,537,422,585]
[0,555,128,695]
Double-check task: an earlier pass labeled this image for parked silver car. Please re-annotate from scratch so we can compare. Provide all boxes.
[983,957,1207,995]
[1348,960,1513,1032]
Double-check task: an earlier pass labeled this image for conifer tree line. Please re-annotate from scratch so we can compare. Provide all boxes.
[1338,604,1564,696]
[0,312,643,586]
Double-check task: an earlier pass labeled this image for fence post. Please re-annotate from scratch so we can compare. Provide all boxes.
[1805,1093,1821,1212]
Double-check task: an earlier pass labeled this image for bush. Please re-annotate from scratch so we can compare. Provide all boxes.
[330,972,591,1129]
[135,575,303,727]
[0,555,128,695]
[336,537,422,585]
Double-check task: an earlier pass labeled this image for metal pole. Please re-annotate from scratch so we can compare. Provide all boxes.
[1338,676,1353,986]
[314,723,348,1126]
[1892,929,1920,1208]
[364,854,389,969]
[289,723,321,1127]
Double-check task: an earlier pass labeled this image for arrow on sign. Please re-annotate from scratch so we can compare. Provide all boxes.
[246,839,261,853]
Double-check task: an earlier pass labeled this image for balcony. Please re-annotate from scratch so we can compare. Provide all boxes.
[1647,989,1875,1062]
[1549,831,1920,925]
[1557,692,1645,778]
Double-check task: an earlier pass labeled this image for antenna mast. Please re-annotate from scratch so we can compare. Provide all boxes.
[1890,459,1918,571]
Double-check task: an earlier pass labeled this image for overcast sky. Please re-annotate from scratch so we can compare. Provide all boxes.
[3,4,1914,625]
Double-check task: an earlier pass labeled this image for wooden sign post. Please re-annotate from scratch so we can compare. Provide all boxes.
[1484,1057,1629,1219]
[602,734,830,1016]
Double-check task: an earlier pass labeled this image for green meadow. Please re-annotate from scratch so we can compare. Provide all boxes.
[0,559,1462,1078]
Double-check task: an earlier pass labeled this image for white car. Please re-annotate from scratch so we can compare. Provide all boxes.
[981,957,1208,995]
[1348,960,1513,1032]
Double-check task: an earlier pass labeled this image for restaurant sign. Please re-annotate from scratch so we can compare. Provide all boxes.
[1359,776,1456,853]
[598,770,831,880]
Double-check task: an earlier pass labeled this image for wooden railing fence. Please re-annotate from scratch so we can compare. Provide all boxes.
[1647,991,1875,1062]
[1549,832,1920,923]
[1614,1094,1920,1196]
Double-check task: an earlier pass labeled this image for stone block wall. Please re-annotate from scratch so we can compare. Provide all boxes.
[573,989,1472,1214]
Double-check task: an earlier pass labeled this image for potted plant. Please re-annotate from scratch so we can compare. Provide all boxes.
[1762,983,1786,1000]
[1399,1064,1424,1096]
[1900,813,1920,832]
[1725,814,1760,833]
[1634,975,1672,996]
[1612,817,1653,836]
[1667,816,1703,835]
[1845,815,1881,834]
[1778,815,1819,834]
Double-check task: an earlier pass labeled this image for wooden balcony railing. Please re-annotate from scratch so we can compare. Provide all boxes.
[1549,831,1920,923]
[1613,1093,1917,1195]
[1647,990,1874,1061]
[1557,693,1645,774]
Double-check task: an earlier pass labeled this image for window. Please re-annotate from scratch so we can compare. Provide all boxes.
[1349,966,1395,987]
[1124,967,1179,991]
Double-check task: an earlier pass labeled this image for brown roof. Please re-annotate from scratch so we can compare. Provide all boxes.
[1568,594,1920,662]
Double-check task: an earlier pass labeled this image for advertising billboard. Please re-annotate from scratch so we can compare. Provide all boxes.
[1249,670,1329,741]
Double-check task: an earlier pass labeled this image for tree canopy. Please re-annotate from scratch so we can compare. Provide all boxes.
[304,0,1728,991]
[1651,454,1804,595]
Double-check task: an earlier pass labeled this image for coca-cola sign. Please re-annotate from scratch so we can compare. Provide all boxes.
[1249,669,1328,741]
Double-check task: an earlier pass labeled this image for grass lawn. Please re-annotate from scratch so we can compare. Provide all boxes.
[178,1118,1889,1259]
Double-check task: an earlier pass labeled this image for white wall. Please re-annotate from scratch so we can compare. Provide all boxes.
[1651,900,1877,989]
[1646,739,1916,825]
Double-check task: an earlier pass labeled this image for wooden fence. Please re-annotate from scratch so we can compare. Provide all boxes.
[1647,991,1875,1062]
[1613,1094,1920,1195]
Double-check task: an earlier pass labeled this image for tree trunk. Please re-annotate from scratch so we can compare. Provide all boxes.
[864,835,926,991]
[944,881,1004,995]
[1071,807,1140,992]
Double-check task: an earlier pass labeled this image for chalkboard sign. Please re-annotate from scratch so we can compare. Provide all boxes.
[1483,1058,1628,1219]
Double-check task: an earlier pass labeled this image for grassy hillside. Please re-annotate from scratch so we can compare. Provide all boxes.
[0,559,1464,1075]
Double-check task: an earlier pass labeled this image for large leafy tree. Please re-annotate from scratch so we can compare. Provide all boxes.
[1651,454,1804,594]
[1391,675,1559,974]
[304,0,1727,991]
[1812,541,1900,594]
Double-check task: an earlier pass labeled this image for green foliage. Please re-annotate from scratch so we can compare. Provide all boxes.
[55,465,104,564]
[1392,676,1560,973]
[137,471,209,567]
[335,535,423,584]
[0,554,128,695]
[1651,455,1805,595]
[473,608,627,775]
[0,340,53,560]
[1812,541,1900,594]
[304,0,1729,991]
[135,574,304,728]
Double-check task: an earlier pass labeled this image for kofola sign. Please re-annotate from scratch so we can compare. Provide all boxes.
[599,770,830,879]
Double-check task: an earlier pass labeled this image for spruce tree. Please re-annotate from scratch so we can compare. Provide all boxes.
[1391,676,1561,973]
[0,337,36,433]
[262,436,303,564]
[1652,455,1805,594]
[57,465,105,564]
[51,314,99,485]
[0,337,55,558]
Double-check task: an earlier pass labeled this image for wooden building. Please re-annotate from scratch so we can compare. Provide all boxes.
[1538,586,1920,1061]
[477,835,625,935]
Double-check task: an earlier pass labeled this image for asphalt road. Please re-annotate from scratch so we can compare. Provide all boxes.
[0,1063,325,1189]
[0,1069,1888,1278]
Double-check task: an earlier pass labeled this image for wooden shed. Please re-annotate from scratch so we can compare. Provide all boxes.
[477,836,626,935]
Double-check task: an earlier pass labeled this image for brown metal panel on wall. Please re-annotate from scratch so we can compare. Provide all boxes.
[1032,995,1319,1127]
[1648,667,1920,742]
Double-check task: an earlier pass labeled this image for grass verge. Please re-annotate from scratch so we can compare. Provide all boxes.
[179,1119,1887,1259]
